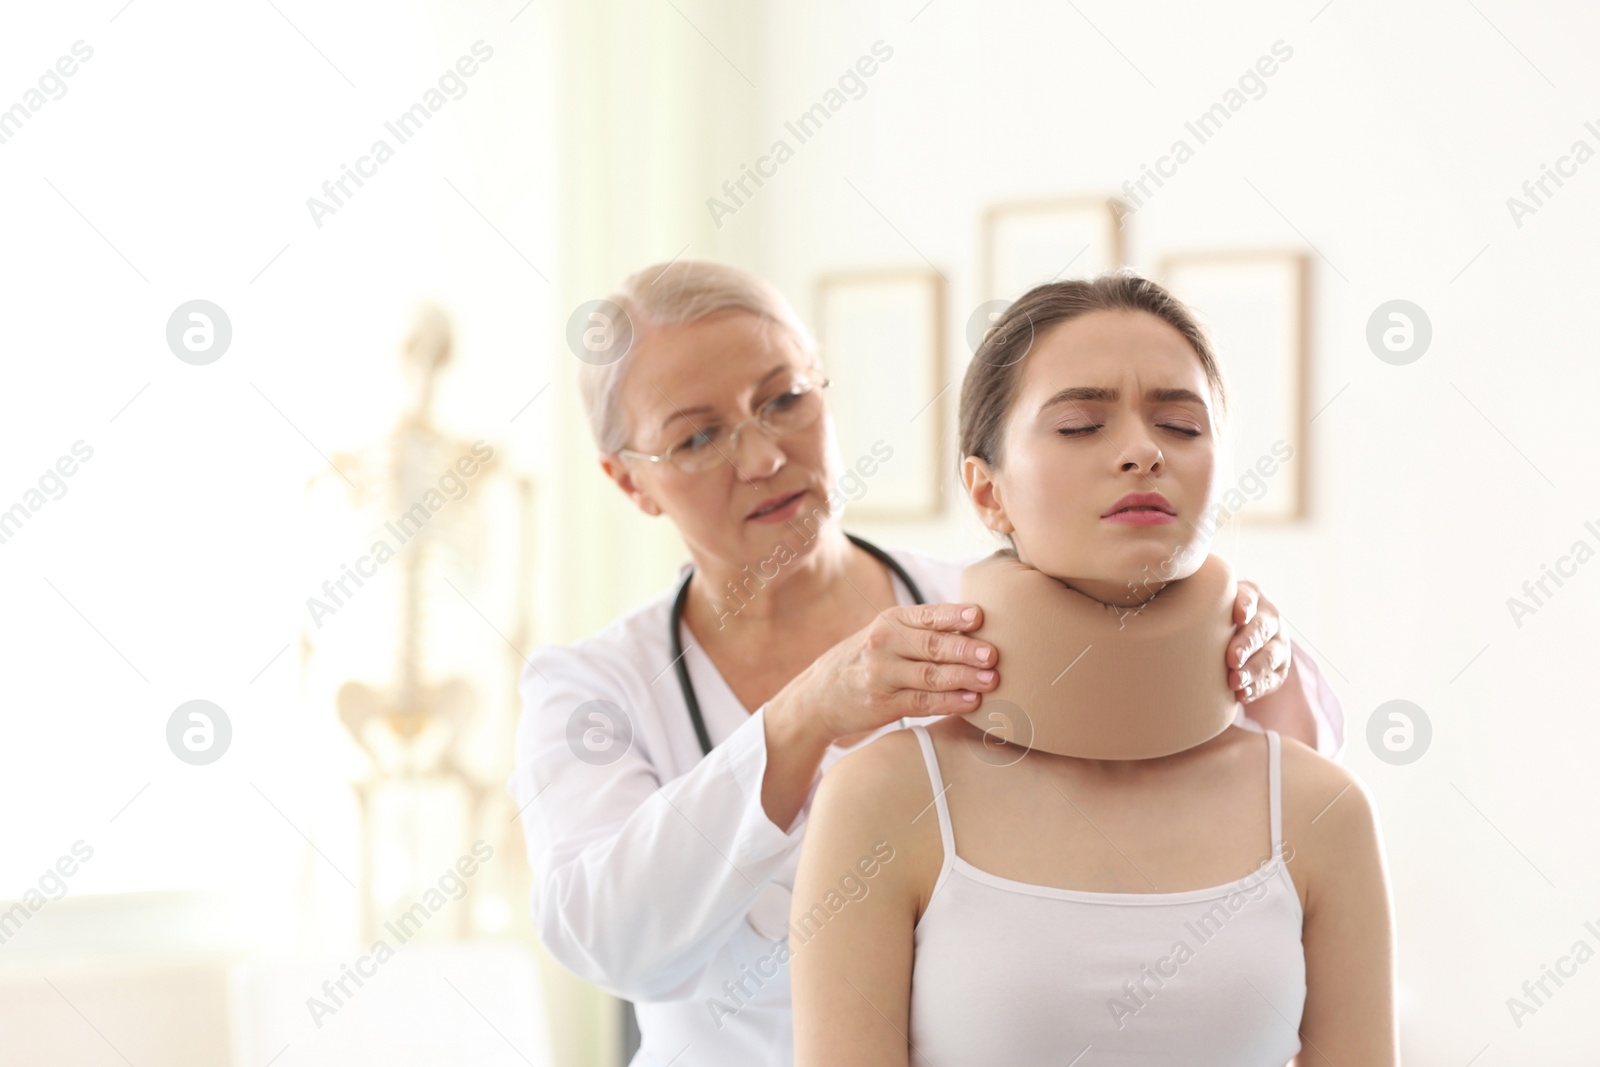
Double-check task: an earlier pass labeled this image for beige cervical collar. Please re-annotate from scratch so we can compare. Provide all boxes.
[959,550,1240,759]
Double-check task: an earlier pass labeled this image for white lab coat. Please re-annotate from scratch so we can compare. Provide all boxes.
[507,542,1344,1066]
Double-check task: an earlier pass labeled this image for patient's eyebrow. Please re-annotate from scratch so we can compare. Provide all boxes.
[1037,385,1208,415]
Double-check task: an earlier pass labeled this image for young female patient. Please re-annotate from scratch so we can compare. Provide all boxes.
[790,274,1397,1066]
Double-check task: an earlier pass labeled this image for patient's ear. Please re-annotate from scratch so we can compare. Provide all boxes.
[962,455,1014,535]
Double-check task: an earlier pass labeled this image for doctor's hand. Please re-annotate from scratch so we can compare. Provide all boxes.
[772,602,1000,751]
[1229,580,1292,704]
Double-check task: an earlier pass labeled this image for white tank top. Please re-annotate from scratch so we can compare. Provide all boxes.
[908,725,1307,1066]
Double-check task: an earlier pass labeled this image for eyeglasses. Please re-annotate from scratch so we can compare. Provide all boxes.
[618,375,832,474]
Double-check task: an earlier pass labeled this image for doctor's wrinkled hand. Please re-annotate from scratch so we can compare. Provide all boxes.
[763,600,997,764]
[1228,579,1293,704]
[1223,579,1336,753]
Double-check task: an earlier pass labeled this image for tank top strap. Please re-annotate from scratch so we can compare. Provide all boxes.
[910,725,957,871]
[1266,729,1284,859]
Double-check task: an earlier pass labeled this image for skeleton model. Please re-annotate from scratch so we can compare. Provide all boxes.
[302,302,532,942]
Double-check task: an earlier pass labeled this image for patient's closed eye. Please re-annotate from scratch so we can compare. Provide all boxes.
[1057,424,1201,437]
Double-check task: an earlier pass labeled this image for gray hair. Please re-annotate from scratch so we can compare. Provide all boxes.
[576,260,819,455]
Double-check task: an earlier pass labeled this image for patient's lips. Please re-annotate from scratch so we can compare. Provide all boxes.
[1102,491,1176,524]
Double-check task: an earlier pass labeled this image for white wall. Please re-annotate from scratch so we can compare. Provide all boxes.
[0,0,573,1061]
[0,0,555,903]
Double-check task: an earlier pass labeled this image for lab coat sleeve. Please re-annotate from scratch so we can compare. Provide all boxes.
[508,643,814,1002]
[1291,638,1346,758]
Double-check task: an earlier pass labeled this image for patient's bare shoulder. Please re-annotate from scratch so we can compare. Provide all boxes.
[1276,734,1384,910]
[818,726,931,818]
[810,726,946,904]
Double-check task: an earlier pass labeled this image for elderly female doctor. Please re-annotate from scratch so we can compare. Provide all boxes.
[508,260,1344,1067]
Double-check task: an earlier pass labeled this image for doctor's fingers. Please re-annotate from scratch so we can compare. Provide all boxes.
[874,602,994,666]
[883,653,998,709]
[1227,581,1283,670]
[1233,630,1291,701]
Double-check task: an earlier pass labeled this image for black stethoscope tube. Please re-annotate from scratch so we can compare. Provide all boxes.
[669,533,927,758]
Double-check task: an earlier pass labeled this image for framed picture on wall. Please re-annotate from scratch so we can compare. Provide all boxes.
[814,269,946,519]
[982,196,1128,301]
[1160,249,1309,523]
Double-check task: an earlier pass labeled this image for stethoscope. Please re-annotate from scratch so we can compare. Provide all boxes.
[670,532,927,758]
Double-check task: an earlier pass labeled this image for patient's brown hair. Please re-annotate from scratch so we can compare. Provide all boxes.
[958,271,1230,474]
